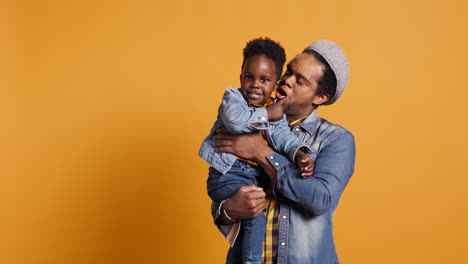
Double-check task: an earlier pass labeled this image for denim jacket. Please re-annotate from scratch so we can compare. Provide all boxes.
[212,111,356,264]
[199,87,312,174]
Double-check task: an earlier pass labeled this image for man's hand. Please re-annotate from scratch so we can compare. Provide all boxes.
[212,127,273,161]
[224,185,266,220]
[266,99,285,121]
[295,150,315,178]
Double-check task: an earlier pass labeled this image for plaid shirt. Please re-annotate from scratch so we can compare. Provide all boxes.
[262,119,304,264]
[262,198,279,264]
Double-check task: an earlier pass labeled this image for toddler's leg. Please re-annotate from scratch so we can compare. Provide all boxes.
[207,165,250,202]
[241,213,266,264]
[206,161,264,263]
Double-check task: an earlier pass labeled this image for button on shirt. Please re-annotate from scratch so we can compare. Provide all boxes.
[213,111,356,264]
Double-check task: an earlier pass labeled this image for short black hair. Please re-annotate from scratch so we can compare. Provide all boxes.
[303,49,337,105]
[242,37,286,80]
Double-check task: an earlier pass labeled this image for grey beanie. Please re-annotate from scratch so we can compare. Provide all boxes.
[303,40,349,105]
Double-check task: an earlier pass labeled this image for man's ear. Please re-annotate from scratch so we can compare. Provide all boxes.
[312,94,330,106]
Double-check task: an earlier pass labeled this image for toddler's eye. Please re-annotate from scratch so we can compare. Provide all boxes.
[261,78,270,83]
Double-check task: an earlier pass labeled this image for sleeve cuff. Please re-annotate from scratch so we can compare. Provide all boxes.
[253,108,269,129]
[266,153,292,190]
[215,200,241,247]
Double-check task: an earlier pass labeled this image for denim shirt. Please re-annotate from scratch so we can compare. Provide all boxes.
[212,111,356,264]
[199,87,311,174]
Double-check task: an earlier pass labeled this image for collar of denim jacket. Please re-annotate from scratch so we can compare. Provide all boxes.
[296,110,320,136]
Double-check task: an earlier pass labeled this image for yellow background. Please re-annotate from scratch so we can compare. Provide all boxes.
[3,0,468,263]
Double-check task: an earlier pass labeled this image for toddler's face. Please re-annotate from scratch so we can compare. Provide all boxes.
[240,55,278,105]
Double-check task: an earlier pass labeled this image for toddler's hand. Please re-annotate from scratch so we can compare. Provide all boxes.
[266,99,285,121]
[295,150,314,178]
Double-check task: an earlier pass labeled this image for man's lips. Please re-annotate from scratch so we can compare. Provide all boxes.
[276,87,288,99]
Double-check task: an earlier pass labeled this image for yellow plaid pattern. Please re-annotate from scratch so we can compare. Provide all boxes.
[262,198,279,264]
[262,117,305,263]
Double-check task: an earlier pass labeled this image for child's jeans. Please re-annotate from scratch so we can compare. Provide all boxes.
[207,160,266,262]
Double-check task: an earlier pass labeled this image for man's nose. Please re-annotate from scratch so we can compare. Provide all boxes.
[282,74,295,87]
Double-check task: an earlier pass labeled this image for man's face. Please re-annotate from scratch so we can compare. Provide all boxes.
[276,53,328,120]
[240,55,278,105]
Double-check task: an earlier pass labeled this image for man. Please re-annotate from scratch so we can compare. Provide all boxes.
[212,40,356,264]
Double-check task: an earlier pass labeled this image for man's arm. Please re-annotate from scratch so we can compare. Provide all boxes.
[212,128,278,183]
[264,132,355,215]
[214,129,356,216]
[267,118,314,177]
[210,185,266,246]
[215,185,266,224]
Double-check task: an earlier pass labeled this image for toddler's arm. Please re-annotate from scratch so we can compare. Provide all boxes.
[294,150,314,178]
[220,88,269,134]
[267,117,315,177]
